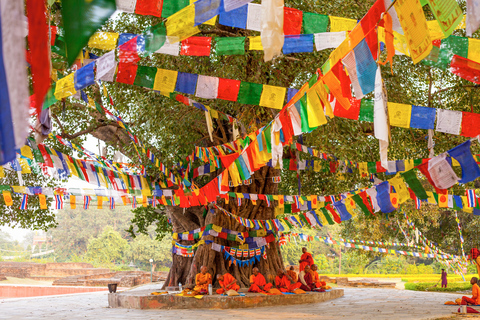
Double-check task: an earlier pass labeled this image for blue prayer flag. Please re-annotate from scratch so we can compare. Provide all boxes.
[175,72,198,95]
[448,140,480,183]
[354,39,376,96]
[287,88,299,103]
[195,0,223,26]
[74,62,95,91]
[283,34,314,54]
[375,181,396,213]
[410,105,436,130]
[218,4,247,29]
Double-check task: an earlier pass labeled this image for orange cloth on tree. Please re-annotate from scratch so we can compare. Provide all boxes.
[299,252,314,271]
[275,275,302,292]
[194,272,212,292]
[286,270,298,283]
[248,273,273,293]
[216,273,240,294]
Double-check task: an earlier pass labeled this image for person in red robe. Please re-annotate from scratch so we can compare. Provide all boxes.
[297,265,315,291]
[299,247,314,271]
[310,264,327,288]
[248,267,273,293]
[275,269,301,292]
[216,273,240,294]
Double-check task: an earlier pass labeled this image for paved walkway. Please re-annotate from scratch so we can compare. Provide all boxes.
[0,286,467,320]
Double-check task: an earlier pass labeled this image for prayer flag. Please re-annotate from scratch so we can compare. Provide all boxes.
[19,194,28,210]
[387,102,411,128]
[410,105,436,130]
[135,0,163,17]
[259,85,286,110]
[283,34,314,54]
[154,69,178,92]
[466,189,477,207]
[84,195,91,209]
[70,195,76,209]
[354,39,377,97]
[162,0,189,17]
[283,7,303,35]
[303,12,329,34]
[0,0,30,165]
[165,4,200,41]
[88,32,119,50]
[466,0,480,37]
[426,0,462,37]
[175,72,198,95]
[438,191,448,208]
[62,0,116,65]
[218,4,248,29]
[196,75,219,99]
[447,140,480,183]
[329,16,358,32]
[74,62,95,91]
[436,109,462,135]
[217,78,241,101]
[55,73,77,100]
[144,23,167,55]
[116,0,136,13]
[215,37,246,55]
[237,82,263,105]
[180,36,212,56]
[55,194,64,209]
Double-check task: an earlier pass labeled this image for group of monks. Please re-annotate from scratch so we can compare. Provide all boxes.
[192,247,328,295]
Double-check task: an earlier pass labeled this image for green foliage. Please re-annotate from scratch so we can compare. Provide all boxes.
[405,282,472,292]
[127,206,171,241]
[84,226,130,265]
[126,234,172,269]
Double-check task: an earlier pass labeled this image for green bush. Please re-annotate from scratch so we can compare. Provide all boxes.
[405,282,472,292]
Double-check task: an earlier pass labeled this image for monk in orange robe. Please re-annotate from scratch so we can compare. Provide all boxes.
[286,266,298,284]
[193,266,212,293]
[298,247,314,271]
[310,264,327,288]
[216,273,240,294]
[298,265,315,291]
[248,267,273,293]
[275,269,302,292]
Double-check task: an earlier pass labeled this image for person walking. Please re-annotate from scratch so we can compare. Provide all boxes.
[441,269,448,288]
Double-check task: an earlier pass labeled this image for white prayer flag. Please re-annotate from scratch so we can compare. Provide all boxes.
[289,106,303,136]
[261,0,284,62]
[428,153,458,190]
[342,50,363,98]
[466,0,480,37]
[314,32,346,51]
[374,67,389,169]
[96,50,116,81]
[196,75,219,99]
[436,109,462,135]
[116,0,137,13]
[246,3,262,31]
[155,37,180,56]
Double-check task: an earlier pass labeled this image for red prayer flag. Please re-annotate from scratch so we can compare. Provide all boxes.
[376,161,387,173]
[451,55,480,84]
[461,112,480,137]
[116,63,138,85]
[283,7,303,35]
[217,78,241,101]
[360,0,385,34]
[135,0,163,17]
[118,37,140,64]
[50,26,57,46]
[334,98,360,119]
[180,37,212,56]
[27,0,50,115]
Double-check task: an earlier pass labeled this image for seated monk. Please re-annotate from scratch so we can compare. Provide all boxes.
[310,264,327,289]
[275,269,302,293]
[193,266,212,293]
[216,273,240,294]
[297,265,315,291]
[298,247,314,271]
[286,266,298,284]
[461,277,480,305]
[248,267,273,293]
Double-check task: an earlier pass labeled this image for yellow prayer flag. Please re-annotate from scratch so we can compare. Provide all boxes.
[427,20,446,41]
[12,186,25,194]
[88,32,119,50]
[2,191,13,206]
[248,36,264,50]
[0,166,4,178]
[274,206,284,216]
[54,73,76,100]
[143,196,148,207]
[389,174,410,203]
[393,31,410,56]
[468,39,480,64]
[329,16,358,32]
[70,195,76,209]
[260,85,286,110]
[306,88,327,127]
[38,194,48,209]
[390,193,399,208]
[20,145,33,160]
[313,81,333,118]
[462,196,473,213]
[189,0,217,25]
[165,4,200,42]
[438,192,448,208]
[154,69,178,93]
[18,158,31,174]
[329,38,351,67]
[387,102,412,128]
[314,161,321,172]
[358,162,368,176]
[394,0,432,64]
[426,191,437,204]
[97,196,103,209]
[451,158,460,167]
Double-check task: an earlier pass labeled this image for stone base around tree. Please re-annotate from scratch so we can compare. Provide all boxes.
[108,288,344,310]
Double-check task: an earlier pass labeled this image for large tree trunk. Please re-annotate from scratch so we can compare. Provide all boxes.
[163,164,284,289]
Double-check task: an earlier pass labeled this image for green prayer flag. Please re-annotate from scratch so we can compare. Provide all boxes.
[303,12,329,34]
[359,99,374,122]
[308,74,317,88]
[264,126,272,153]
[51,36,66,57]
[143,23,167,55]
[400,169,428,200]
[237,82,263,105]
[43,85,58,110]
[422,35,468,70]
[204,224,213,232]
[62,0,116,65]
[413,159,423,166]
[28,138,45,163]
[0,185,10,191]
[161,0,189,18]
[134,65,157,89]
[367,162,376,173]
[226,233,236,241]
[284,203,292,214]
[320,208,334,225]
[94,101,105,115]
[215,37,246,55]
[352,194,372,217]
[299,95,316,132]
[299,214,310,227]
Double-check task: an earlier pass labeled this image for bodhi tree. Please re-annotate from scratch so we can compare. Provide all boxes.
[3,0,480,289]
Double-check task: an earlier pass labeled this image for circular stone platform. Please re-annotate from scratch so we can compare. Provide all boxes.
[108,288,344,310]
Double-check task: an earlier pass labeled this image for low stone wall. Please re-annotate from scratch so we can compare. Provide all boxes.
[108,289,344,310]
[0,262,99,278]
[0,285,107,298]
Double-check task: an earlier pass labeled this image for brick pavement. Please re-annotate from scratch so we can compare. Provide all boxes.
[0,286,467,320]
